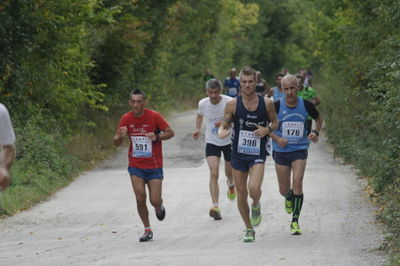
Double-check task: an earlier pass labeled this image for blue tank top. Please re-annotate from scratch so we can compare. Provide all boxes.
[232,96,269,158]
[273,87,285,102]
[224,78,240,97]
[273,97,310,152]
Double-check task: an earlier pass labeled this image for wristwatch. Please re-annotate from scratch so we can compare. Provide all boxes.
[312,130,319,136]
[267,126,273,136]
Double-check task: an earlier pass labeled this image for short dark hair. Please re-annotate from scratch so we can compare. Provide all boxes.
[275,73,285,79]
[295,74,304,82]
[239,66,257,81]
[129,89,145,99]
[206,78,222,90]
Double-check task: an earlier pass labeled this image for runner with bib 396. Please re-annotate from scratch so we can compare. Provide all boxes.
[218,66,278,242]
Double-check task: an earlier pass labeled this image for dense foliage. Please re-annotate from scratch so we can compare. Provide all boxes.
[0,0,398,261]
[305,0,400,261]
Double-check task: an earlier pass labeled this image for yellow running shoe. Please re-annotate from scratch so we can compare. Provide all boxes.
[227,185,236,200]
[290,221,302,235]
[209,206,222,220]
[250,204,261,227]
[243,228,255,242]
[285,198,293,214]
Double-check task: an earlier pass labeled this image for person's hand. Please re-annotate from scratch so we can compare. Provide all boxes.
[144,132,157,141]
[254,125,268,138]
[308,132,319,143]
[0,167,10,191]
[192,130,200,140]
[218,127,231,139]
[119,126,128,136]
[277,137,288,148]
[214,121,222,128]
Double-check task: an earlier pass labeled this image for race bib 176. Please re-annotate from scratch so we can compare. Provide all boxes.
[282,121,304,142]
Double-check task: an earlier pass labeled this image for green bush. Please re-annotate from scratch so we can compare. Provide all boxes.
[0,114,78,215]
[307,0,400,258]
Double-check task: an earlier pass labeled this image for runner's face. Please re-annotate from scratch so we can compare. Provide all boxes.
[282,79,298,101]
[129,94,145,116]
[207,87,221,102]
[240,74,256,96]
[276,76,282,88]
[296,77,304,89]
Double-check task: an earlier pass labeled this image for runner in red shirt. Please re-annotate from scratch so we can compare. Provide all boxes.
[113,89,174,242]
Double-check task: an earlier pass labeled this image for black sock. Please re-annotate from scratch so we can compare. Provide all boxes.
[292,194,304,222]
[284,189,293,201]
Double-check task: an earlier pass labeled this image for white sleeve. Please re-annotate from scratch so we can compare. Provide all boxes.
[198,98,207,116]
[0,104,16,145]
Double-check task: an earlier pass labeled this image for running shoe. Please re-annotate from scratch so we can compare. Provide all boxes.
[139,230,153,242]
[285,198,293,214]
[227,185,236,201]
[290,221,302,235]
[243,228,255,242]
[209,206,222,220]
[156,205,166,221]
[250,204,261,227]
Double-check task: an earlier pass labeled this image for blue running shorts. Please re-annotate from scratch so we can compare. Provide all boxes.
[272,150,308,166]
[128,167,164,181]
[231,155,266,172]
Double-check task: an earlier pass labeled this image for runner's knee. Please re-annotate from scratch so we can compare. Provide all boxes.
[279,187,290,196]
[210,169,219,179]
[249,185,261,198]
[149,197,161,208]
[135,191,147,205]
[235,185,248,198]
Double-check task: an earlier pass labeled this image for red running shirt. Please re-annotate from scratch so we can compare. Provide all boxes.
[118,109,170,169]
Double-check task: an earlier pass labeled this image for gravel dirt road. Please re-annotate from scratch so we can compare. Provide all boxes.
[0,110,387,265]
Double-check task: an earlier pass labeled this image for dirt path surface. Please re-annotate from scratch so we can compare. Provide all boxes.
[0,110,387,265]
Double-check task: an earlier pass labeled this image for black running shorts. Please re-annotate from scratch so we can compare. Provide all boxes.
[205,143,232,162]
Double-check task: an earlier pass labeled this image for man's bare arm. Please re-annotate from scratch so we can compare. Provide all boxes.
[310,96,321,106]
[308,116,323,143]
[253,99,278,137]
[266,98,279,131]
[159,127,174,140]
[218,99,235,139]
[192,114,203,140]
[269,132,288,148]
[113,126,126,146]
[0,144,15,170]
[145,126,175,141]
[0,144,15,191]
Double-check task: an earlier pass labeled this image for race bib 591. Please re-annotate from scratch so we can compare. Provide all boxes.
[131,136,152,158]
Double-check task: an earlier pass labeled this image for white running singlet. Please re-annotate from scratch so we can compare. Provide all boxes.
[0,103,15,146]
[198,95,232,146]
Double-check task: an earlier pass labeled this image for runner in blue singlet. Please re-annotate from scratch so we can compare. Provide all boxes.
[272,73,285,102]
[270,74,323,236]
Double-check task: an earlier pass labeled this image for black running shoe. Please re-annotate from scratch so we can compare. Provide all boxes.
[139,230,153,242]
[156,205,166,221]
